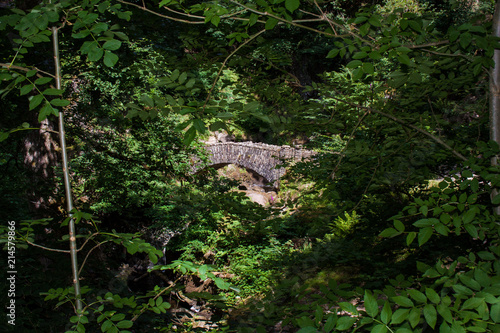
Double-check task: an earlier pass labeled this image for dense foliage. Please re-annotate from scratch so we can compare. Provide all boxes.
[1,0,500,332]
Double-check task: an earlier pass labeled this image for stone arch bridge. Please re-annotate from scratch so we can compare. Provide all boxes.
[192,142,316,187]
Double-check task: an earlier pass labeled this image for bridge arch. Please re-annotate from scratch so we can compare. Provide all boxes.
[205,163,270,184]
[192,142,315,187]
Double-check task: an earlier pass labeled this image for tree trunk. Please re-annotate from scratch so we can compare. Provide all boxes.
[490,0,500,215]
[23,117,59,212]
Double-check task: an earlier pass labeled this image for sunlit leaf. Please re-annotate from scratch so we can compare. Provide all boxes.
[285,0,300,12]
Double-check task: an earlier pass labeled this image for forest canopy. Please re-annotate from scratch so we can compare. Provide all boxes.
[2,0,500,332]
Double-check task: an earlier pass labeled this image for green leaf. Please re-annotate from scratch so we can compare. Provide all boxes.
[418,227,433,246]
[216,112,234,119]
[425,288,440,304]
[38,102,56,122]
[101,319,113,332]
[103,51,119,67]
[88,45,104,62]
[20,84,34,96]
[91,22,109,33]
[423,304,437,329]
[29,94,44,110]
[379,227,399,238]
[346,60,362,69]
[297,316,315,328]
[178,72,187,84]
[114,31,129,41]
[413,219,433,227]
[50,99,70,107]
[213,277,230,290]
[193,119,206,134]
[394,220,405,232]
[352,52,368,59]
[353,16,368,24]
[434,223,449,236]
[381,301,392,324]
[324,314,337,332]
[398,54,411,66]
[459,275,481,291]
[406,232,416,246]
[183,126,196,146]
[285,0,300,12]
[148,251,158,264]
[117,10,132,21]
[477,251,496,261]
[408,20,421,32]
[335,316,357,330]
[72,30,91,39]
[248,13,258,26]
[369,51,382,60]
[460,32,472,49]
[210,121,226,132]
[34,77,52,85]
[359,22,370,36]
[185,78,196,88]
[180,108,194,115]
[390,308,410,325]
[244,101,260,112]
[362,62,374,75]
[461,297,484,310]
[110,313,125,321]
[314,305,323,325]
[392,296,414,308]
[364,290,378,317]
[1,132,10,142]
[408,72,421,84]
[352,68,363,80]
[265,17,279,30]
[339,302,358,315]
[326,49,340,58]
[452,284,474,296]
[170,69,180,81]
[211,15,220,27]
[491,303,500,323]
[464,224,478,238]
[81,12,99,25]
[437,303,453,323]
[34,14,49,30]
[140,94,154,107]
[462,209,476,224]
[372,325,387,333]
[0,73,13,81]
[103,39,122,51]
[408,307,421,328]
[408,289,427,303]
[368,16,381,27]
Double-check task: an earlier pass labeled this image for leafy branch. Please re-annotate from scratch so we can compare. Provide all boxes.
[203,28,266,110]
[329,91,468,161]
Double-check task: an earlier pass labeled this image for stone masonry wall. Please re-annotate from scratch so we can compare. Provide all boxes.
[192,142,316,186]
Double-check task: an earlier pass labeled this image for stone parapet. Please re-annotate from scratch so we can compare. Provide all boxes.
[191,142,316,187]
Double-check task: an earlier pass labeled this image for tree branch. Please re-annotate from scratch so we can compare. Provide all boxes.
[116,0,206,24]
[228,0,351,39]
[0,63,56,78]
[24,239,71,253]
[78,240,112,276]
[203,29,266,110]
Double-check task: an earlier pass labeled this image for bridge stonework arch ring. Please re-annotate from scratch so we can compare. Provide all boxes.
[191,142,316,189]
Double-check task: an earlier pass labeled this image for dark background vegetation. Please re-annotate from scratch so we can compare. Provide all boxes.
[1,0,500,332]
